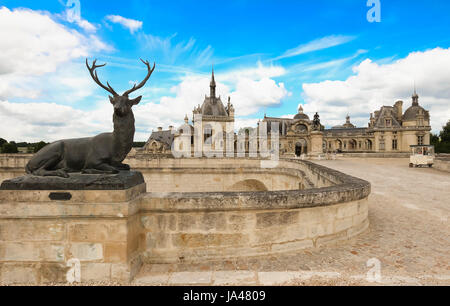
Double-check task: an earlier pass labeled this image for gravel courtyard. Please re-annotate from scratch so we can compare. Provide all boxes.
[134,158,450,286]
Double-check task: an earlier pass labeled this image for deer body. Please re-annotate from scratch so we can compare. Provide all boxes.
[25,59,154,178]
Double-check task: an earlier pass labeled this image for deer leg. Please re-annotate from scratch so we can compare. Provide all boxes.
[111,162,130,170]
[82,163,119,175]
[32,154,69,178]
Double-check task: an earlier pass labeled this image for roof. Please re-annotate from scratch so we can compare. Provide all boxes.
[147,130,174,147]
[294,113,310,120]
[373,106,402,128]
[294,105,310,120]
[200,97,228,116]
[403,105,430,121]
[324,127,368,136]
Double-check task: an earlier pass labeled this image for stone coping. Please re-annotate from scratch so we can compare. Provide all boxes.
[138,158,370,212]
[0,171,144,190]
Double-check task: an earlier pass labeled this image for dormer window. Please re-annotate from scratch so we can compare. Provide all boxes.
[385,119,391,127]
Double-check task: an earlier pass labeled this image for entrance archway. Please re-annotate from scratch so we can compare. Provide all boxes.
[336,139,343,151]
[229,179,268,191]
[295,139,308,156]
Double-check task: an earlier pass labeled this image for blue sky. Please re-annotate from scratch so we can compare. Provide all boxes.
[0,0,449,141]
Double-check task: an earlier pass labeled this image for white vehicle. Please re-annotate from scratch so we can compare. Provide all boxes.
[409,145,434,168]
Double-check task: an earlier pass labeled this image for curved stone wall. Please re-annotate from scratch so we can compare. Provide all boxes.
[435,157,450,172]
[128,158,371,264]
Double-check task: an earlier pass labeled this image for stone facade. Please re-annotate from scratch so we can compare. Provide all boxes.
[265,91,431,155]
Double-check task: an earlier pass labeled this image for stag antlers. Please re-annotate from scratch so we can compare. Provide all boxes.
[86,58,155,97]
[123,59,156,96]
[86,59,118,96]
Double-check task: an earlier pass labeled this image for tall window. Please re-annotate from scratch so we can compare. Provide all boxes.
[392,139,398,150]
[379,137,385,151]
[418,135,424,146]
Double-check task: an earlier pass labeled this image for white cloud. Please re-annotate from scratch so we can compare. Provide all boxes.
[139,33,213,67]
[58,6,97,32]
[301,47,450,133]
[0,7,111,101]
[230,77,289,116]
[289,49,368,74]
[0,99,113,142]
[220,61,286,81]
[105,15,143,34]
[273,35,356,61]
[234,118,260,131]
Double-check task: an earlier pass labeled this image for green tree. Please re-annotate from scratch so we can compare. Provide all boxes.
[439,120,450,143]
[434,120,450,153]
[0,138,7,153]
[132,141,146,148]
[431,133,440,147]
[33,141,48,153]
[1,142,18,153]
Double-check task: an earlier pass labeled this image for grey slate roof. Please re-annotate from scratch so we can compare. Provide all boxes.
[403,105,430,121]
[373,106,402,128]
[147,130,174,147]
[294,113,310,120]
[201,97,228,116]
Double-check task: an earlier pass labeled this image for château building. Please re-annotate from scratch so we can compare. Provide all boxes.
[141,68,431,157]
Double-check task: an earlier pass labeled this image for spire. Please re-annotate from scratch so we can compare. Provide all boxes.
[412,85,419,106]
[210,65,216,99]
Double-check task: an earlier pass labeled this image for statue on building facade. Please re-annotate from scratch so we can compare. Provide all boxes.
[312,112,321,131]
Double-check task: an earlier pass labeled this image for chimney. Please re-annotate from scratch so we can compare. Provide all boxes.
[157,127,163,131]
[394,100,403,121]
[169,125,173,131]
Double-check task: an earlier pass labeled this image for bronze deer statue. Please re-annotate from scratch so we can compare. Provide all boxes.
[25,58,155,178]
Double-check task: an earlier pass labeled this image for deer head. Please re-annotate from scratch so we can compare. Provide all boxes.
[86,58,155,117]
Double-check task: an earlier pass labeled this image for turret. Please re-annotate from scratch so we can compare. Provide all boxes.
[412,90,419,106]
[210,66,216,99]
[227,96,235,118]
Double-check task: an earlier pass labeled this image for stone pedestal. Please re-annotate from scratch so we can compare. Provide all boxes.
[309,131,324,156]
[0,171,145,284]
